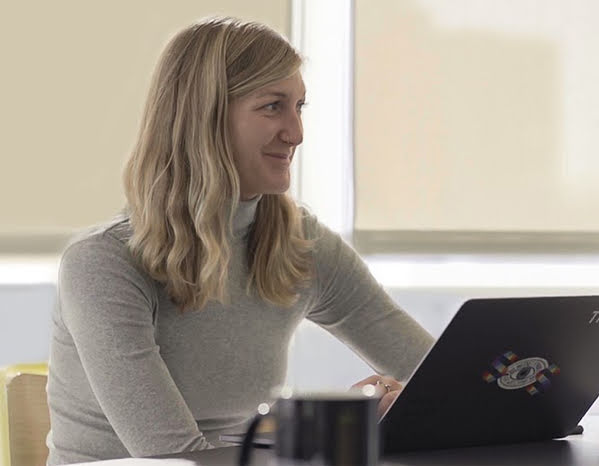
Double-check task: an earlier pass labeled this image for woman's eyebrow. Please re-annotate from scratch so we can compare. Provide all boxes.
[256,91,287,99]
[254,90,307,100]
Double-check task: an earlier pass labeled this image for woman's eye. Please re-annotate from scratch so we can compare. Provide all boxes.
[263,102,280,111]
[261,100,307,113]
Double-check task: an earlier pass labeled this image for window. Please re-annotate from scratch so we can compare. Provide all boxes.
[293,0,599,255]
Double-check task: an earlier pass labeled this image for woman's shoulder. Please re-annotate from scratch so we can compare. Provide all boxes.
[60,214,141,278]
[296,204,360,265]
[297,205,323,238]
[57,215,160,327]
[297,205,338,243]
[68,213,132,247]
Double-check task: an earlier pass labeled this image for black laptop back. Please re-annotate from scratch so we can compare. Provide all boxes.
[381,295,599,454]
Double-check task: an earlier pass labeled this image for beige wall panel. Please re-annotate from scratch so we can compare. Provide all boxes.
[355,0,599,232]
[0,1,289,235]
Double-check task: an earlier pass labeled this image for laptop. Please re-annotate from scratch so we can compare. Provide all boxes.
[221,295,599,453]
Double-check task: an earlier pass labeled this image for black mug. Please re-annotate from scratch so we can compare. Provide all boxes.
[239,389,380,466]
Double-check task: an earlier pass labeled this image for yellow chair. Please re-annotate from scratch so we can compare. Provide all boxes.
[0,363,49,466]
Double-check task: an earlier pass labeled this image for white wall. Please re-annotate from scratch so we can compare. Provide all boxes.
[0,1,290,237]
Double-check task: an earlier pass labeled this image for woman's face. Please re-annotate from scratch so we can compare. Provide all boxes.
[228,72,306,200]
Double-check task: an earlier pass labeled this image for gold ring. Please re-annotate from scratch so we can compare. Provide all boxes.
[376,380,391,393]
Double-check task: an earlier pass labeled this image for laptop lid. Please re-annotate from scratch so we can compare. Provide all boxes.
[381,295,599,454]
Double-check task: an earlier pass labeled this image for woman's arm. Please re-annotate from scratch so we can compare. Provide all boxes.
[305,217,435,381]
[57,234,212,457]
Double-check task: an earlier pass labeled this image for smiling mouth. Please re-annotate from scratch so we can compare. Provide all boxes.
[263,153,290,160]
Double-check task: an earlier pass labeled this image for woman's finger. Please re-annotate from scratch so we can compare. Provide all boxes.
[377,390,401,418]
[376,376,403,393]
[350,375,382,390]
[351,374,402,390]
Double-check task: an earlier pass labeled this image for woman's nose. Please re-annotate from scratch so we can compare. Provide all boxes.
[280,112,303,146]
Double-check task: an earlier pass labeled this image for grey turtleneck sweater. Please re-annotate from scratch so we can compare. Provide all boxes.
[46,196,434,465]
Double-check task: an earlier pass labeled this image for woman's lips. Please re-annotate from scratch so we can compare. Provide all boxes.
[263,153,292,166]
[263,152,290,159]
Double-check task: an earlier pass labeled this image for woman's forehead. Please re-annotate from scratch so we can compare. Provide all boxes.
[253,73,306,99]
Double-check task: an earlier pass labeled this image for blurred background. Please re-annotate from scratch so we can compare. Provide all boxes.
[1,0,598,413]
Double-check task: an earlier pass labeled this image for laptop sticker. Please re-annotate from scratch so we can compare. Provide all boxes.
[483,351,560,395]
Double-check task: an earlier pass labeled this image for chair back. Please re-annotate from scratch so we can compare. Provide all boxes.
[0,363,49,466]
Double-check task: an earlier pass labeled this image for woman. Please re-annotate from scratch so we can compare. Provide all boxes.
[46,16,434,464]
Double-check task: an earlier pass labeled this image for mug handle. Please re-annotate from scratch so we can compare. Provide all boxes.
[238,412,266,466]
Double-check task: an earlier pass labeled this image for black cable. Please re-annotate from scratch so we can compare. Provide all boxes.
[238,413,264,466]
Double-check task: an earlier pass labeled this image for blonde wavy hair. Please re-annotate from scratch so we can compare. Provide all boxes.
[123,17,314,311]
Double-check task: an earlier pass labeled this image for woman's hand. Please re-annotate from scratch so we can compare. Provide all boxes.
[351,374,403,419]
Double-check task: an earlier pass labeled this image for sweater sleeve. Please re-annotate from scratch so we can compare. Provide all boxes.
[57,234,212,457]
[304,216,435,381]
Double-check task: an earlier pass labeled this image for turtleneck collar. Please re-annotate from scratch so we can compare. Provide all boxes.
[233,195,262,234]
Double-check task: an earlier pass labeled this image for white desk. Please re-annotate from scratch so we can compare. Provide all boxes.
[71,415,599,465]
